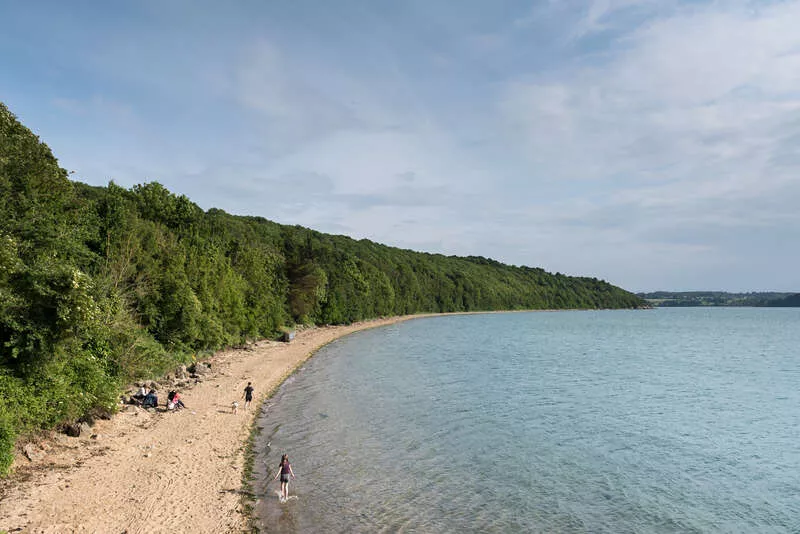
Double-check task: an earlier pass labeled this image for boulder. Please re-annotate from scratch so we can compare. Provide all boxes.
[78,414,95,427]
[23,443,46,462]
[91,406,114,420]
[281,330,296,342]
[175,365,188,379]
[64,423,82,437]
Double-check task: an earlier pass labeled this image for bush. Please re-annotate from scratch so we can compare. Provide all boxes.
[0,413,15,476]
[0,372,27,476]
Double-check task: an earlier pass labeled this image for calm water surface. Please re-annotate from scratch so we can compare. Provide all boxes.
[252,308,800,533]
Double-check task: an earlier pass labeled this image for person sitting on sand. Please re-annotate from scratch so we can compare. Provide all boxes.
[167,390,185,410]
[273,454,295,502]
[133,386,148,402]
[142,389,158,408]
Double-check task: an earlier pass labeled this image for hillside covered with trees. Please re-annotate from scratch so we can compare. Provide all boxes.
[638,291,797,307]
[0,103,645,474]
[767,293,800,307]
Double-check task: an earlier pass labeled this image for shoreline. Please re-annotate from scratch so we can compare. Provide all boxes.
[0,315,426,533]
[0,308,640,532]
[237,315,428,529]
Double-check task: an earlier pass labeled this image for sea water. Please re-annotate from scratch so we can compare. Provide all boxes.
[251,308,800,533]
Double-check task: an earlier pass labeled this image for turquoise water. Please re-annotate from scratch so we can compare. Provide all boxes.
[252,309,800,533]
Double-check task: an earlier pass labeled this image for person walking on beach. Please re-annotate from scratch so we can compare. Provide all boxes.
[242,382,254,411]
[273,454,295,502]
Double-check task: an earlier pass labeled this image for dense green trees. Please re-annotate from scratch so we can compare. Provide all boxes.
[769,294,800,307]
[1,104,124,474]
[0,103,645,474]
[638,291,798,307]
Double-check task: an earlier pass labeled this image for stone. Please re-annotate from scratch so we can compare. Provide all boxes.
[78,414,95,427]
[281,330,296,342]
[92,406,114,420]
[79,422,92,436]
[64,423,82,437]
[175,365,188,379]
[23,443,46,462]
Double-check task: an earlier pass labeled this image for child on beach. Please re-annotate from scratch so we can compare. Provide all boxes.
[273,454,295,502]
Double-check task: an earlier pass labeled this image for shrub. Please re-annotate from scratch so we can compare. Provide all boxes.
[0,413,15,476]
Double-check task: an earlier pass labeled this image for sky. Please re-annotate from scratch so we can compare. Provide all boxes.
[1,0,799,292]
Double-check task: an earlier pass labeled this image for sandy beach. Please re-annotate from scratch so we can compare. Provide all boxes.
[0,316,420,534]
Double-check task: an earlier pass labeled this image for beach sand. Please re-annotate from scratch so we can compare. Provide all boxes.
[0,316,420,533]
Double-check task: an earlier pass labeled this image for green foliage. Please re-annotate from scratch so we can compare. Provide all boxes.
[768,293,800,307]
[0,101,646,476]
[639,291,796,307]
[131,182,202,229]
[0,411,16,476]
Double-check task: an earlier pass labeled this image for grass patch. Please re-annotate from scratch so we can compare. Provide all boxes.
[240,405,262,534]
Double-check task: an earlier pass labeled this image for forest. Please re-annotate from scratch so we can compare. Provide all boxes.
[0,103,645,474]
[637,291,799,307]
[767,293,800,307]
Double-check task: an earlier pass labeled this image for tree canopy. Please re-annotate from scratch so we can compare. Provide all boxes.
[0,102,645,474]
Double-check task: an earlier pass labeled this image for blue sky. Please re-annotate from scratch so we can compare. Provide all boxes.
[2,0,799,292]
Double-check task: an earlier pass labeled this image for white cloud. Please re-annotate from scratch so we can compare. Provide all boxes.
[492,1,800,288]
[228,39,362,152]
[573,0,658,38]
[501,1,800,190]
[13,0,800,291]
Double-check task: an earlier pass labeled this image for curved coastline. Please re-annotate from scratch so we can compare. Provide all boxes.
[0,315,427,533]
[0,309,642,532]
[237,315,430,529]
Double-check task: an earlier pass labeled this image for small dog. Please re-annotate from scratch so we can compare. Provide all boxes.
[232,401,239,414]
